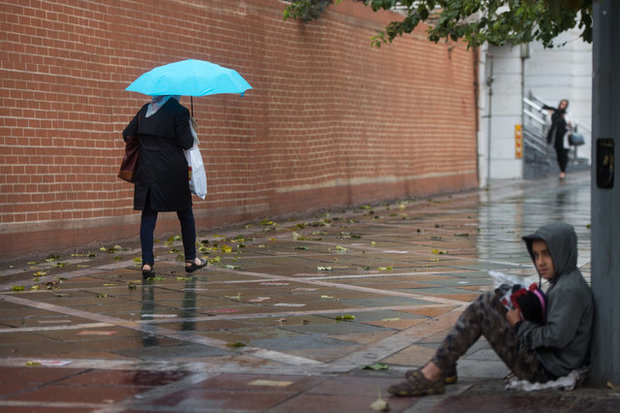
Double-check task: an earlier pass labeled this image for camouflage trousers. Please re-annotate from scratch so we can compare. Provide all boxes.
[431,291,555,383]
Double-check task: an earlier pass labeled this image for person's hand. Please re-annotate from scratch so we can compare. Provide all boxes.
[506,308,522,327]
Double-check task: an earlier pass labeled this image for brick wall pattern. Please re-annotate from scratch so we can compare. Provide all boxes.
[0,0,478,259]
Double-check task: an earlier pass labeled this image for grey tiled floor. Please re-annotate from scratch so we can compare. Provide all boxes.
[1,171,617,412]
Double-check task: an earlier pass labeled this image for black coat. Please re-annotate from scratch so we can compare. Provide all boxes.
[123,99,194,211]
[546,108,567,148]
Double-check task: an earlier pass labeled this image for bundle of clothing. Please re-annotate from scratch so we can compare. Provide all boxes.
[499,283,547,324]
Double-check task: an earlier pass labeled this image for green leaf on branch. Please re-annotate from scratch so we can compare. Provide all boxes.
[284,0,593,48]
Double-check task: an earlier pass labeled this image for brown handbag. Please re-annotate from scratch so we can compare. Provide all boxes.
[117,135,139,183]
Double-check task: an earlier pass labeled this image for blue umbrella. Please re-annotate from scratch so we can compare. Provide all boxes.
[125,59,252,114]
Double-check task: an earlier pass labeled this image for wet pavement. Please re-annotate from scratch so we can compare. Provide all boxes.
[1,170,619,412]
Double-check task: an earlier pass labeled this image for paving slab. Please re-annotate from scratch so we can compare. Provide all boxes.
[1,172,619,412]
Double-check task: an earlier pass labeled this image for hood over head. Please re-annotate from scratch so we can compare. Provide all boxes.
[522,223,578,283]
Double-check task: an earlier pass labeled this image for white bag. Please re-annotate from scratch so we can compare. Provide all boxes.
[185,137,207,200]
[488,270,536,289]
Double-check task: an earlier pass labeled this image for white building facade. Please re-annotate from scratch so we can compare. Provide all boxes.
[477,29,592,185]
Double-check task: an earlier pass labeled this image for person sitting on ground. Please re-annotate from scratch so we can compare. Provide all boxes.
[388,222,593,397]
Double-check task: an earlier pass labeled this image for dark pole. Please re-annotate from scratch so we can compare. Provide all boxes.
[591,0,620,386]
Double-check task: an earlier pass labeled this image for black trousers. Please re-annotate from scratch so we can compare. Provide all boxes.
[555,147,569,173]
[140,207,196,265]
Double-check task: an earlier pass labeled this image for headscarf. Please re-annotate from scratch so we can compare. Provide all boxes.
[146,95,180,118]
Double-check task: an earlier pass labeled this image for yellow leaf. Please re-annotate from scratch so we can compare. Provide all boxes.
[369,390,389,411]
[225,293,242,301]
[249,379,293,387]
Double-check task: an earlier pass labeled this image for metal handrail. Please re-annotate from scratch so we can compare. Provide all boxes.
[524,109,547,127]
[523,95,549,157]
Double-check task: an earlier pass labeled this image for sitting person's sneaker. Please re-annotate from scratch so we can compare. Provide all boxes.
[443,365,458,384]
[388,368,445,397]
[405,365,457,385]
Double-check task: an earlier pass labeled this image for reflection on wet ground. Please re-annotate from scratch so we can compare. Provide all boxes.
[1,171,616,412]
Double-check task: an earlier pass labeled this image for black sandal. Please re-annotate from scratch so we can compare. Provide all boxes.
[185,258,207,273]
[142,264,155,279]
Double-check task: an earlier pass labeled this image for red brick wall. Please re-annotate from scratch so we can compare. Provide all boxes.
[0,0,478,259]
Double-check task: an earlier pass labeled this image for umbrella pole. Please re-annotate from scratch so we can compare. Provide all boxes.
[191,96,194,118]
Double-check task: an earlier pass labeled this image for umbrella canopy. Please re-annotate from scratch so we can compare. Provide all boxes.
[125,59,252,97]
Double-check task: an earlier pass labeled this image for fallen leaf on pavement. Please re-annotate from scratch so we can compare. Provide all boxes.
[361,362,389,371]
[370,390,390,411]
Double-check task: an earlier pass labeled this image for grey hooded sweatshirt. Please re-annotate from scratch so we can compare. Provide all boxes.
[520,223,594,378]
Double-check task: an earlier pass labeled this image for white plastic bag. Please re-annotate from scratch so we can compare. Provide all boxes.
[185,137,207,200]
[489,270,536,289]
[489,270,538,311]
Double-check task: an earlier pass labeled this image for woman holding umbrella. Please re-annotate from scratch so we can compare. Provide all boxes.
[123,95,207,278]
[123,59,251,278]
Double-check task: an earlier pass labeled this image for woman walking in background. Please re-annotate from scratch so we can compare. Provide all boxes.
[545,99,572,180]
[123,95,207,278]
